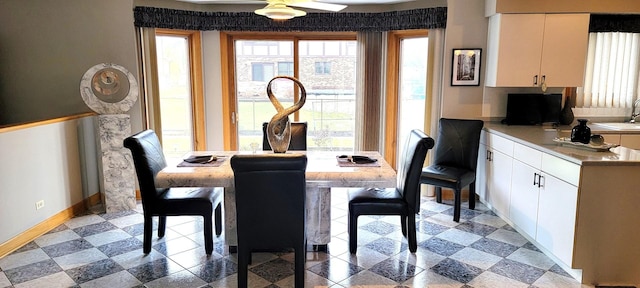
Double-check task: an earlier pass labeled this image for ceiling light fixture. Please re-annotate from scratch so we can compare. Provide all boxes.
[255,3,306,20]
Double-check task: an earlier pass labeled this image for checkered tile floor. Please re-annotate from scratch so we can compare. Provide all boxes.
[0,189,591,288]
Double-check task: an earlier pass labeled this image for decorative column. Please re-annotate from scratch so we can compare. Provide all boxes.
[80,63,139,212]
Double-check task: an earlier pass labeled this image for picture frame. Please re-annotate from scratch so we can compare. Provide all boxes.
[451,48,481,86]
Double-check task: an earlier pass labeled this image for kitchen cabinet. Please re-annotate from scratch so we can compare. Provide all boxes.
[509,143,541,238]
[478,131,513,218]
[598,133,640,149]
[485,13,590,88]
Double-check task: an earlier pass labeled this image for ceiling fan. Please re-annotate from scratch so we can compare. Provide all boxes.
[254,0,347,20]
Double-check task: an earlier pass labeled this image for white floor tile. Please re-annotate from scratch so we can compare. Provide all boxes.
[449,247,502,270]
[53,248,108,270]
[79,270,142,288]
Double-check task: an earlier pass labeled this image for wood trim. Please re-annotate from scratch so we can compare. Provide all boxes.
[189,31,206,151]
[220,32,237,150]
[383,30,429,169]
[0,193,101,258]
[384,32,400,168]
[0,112,96,134]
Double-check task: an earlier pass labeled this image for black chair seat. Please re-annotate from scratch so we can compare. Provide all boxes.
[349,188,407,214]
[421,165,476,190]
[348,130,434,254]
[158,187,223,211]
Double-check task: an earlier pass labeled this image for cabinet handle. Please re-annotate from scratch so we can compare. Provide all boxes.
[487,150,493,161]
[533,75,538,86]
[538,174,544,188]
[533,172,539,186]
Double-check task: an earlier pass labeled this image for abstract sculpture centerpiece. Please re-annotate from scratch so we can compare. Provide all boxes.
[265,76,307,153]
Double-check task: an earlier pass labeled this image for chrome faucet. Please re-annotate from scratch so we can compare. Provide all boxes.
[631,98,640,123]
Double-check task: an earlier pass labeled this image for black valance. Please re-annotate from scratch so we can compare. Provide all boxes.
[133,6,447,32]
[590,14,640,33]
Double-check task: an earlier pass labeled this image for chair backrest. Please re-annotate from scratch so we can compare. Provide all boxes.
[397,129,435,212]
[123,130,168,205]
[432,118,484,171]
[262,122,308,151]
[231,154,308,249]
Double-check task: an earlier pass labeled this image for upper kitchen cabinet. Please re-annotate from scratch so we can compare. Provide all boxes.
[485,13,590,88]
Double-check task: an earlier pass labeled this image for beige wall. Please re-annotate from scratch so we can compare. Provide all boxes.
[0,0,139,245]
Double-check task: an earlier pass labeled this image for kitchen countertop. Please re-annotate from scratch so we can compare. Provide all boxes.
[484,122,640,165]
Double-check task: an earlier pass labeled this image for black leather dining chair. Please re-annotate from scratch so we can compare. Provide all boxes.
[420,118,484,222]
[230,154,307,288]
[348,129,434,253]
[262,121,308,151]
[123,130,223,255]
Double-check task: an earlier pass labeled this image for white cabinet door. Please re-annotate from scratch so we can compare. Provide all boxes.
[486,14,544,87]
[510,160,540,238]
[476,144,489,202]
[536,173,578,266]
[486,149,513,218]
[485,13,589,88]
[539,14,590,87]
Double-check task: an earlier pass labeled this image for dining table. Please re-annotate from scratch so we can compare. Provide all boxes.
[155,150,397,250]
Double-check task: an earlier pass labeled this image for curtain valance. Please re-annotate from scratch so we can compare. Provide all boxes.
[133,6,447,32]
[590,14,640,33]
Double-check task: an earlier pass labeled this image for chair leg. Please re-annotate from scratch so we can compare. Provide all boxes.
[203,213,214,255]
[294,240,305,288]
[400,215,408,237]
[237,248,249,288]
[453,189,462,222]
[469,182,476,210]
[435,187,443,203]
[157,215,167,238]
[349,210,358,253]
[407,213,417,253]
[143,215,153,254]
[214,203,223,236]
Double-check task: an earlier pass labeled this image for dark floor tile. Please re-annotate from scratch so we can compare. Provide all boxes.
[73,221,118,237]
[368,258,421,283]
[11,241,39,254]
[364,237,407,256]
[189,258,238,282]
[45,224,70,235]
[97,237,143,257]
[548,264,572,278]
[121,223,146,236]
[4,259,63,284]
[249,258,295,283]
[360,221,400,235]
[41,239,94,258]
[100,209,139,220]
[522,242,541,252]
[417,209,438,219]
[308,258,364,283]
[430,258,482,283]
[441,207,483,220]
[417,221,450,236]
[455,221,498,237]
[418,237,465,256]
[469,237,518,258]
[127,258,183,283]
[65,258,123,284]
[489,258,545,284]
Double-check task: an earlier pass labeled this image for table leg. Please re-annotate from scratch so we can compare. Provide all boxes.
[306,186,331,245]
[223,185,332,248]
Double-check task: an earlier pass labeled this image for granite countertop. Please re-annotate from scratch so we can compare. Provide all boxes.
[484,122,640,166]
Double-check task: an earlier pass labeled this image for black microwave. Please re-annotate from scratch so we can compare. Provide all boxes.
[504,93,562,125]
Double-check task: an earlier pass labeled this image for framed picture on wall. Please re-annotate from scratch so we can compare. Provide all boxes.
[451,48,481,86]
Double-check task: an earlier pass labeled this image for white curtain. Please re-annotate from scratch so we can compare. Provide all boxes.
[577,32,640,109]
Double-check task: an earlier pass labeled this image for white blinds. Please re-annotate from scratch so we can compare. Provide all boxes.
[577,32,640,109]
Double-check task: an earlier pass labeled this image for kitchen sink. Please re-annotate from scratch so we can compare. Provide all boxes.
[591,122,640,130]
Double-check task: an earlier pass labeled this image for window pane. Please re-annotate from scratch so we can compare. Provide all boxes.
[299,40,357,152]
[235,40,294,151]
[156,35,194,160]
[397,37,428,162]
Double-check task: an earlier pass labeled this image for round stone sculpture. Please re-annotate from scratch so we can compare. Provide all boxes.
[265,76,307,153]
[80,63,139,114]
